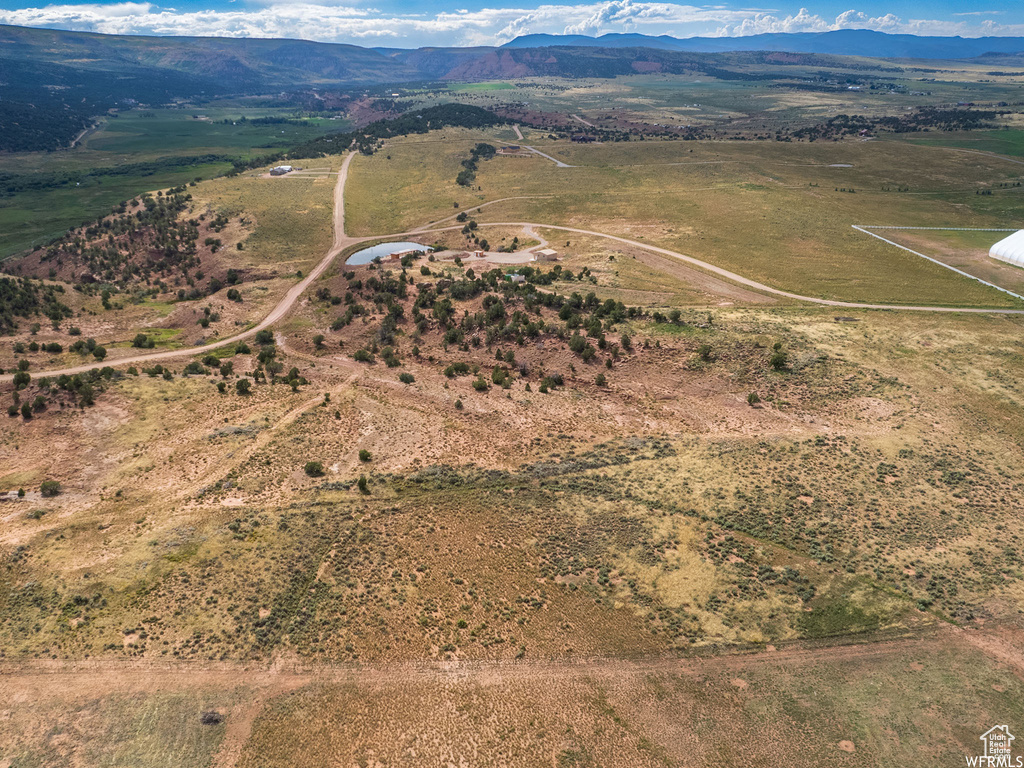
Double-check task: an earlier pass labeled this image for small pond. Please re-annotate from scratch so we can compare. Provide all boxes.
[346,241,428,265]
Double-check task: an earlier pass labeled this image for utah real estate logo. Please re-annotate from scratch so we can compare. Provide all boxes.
[967,726,1022,767]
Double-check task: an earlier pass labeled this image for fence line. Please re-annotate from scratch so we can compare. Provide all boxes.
[851,225,1024,303]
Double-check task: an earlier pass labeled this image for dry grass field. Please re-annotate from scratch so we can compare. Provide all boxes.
[346,132,1024,307]
[4,114,1024,766]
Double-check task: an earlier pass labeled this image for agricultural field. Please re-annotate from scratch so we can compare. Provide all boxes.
[3,62,1024,768]
[0,105,345,259]
[416,68,1024,136]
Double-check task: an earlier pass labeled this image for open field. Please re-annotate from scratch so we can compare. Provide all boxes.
[3,294,1024,764]
[347,131,1024,307]
[895,129,1024,159]
[858,227,1024,297]
[5,625,1021,768]
[4,69,1024,765]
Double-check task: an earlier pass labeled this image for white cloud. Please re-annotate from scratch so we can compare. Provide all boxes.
[1,2,1022,47]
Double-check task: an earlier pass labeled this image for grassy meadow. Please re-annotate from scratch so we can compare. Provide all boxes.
[346,131,1024,307]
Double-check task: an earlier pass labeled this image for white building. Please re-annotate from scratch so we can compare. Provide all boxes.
[269,165,293,176]
[534,248,558,261]
[990,230,1024,268]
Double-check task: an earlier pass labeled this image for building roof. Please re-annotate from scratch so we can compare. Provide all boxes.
[990,230,1024,268]
[536,248,558,256]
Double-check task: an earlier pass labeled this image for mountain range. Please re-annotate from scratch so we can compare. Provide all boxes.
[501,29,1024,60]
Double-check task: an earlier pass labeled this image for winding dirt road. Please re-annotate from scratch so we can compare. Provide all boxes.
[0,152,360,383]
[7,149,1024,384]
[403,221,1024,315]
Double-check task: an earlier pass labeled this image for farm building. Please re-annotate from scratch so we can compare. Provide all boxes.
[534,248,558,261]
[989,230,1024,268]
[270,165,293,176]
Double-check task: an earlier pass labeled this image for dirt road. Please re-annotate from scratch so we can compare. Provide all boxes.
[404,221,1024,315]
[3,622,1021,768]
[0,152,362,383]
[9,152,1024,384]
[525,145,575,168]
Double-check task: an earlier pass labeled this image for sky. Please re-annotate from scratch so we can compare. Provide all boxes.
[1,0,1023,48]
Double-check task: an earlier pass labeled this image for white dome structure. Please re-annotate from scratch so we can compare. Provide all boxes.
[990,230,1024,268]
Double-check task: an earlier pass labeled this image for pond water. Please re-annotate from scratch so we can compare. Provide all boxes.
[345,241,428,265]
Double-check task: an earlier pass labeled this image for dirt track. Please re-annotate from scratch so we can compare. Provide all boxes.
[8,150,1024,386]
[2,622,1022,768]
[406,221,1024,315]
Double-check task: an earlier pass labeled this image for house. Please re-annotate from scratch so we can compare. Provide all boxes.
[534,248,558,261]
[269,165,293,176]
[508,273,526,284]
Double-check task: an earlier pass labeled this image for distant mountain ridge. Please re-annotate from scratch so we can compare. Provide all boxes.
[502,29,1024,60]
[4,21,1024,151]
